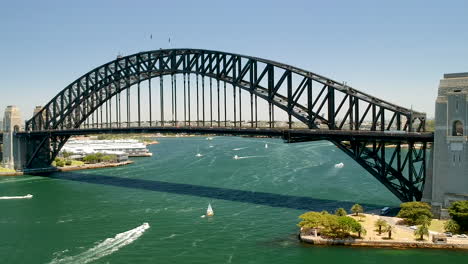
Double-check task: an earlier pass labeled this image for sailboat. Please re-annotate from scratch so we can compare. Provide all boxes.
[206,203,214,216]
[195,146,203,157]
[233,155,240,160]
[265,143,268,149]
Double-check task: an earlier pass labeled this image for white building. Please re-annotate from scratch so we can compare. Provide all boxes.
[60,139,152,160]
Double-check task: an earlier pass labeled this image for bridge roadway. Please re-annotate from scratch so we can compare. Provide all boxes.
[15,127,434,143]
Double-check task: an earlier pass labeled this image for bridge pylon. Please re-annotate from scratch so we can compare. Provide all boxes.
[423,72,468,218]
[2,106,23,170]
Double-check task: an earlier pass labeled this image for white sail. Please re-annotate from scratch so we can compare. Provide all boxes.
[265,143,268,149]
[206,203,214,216]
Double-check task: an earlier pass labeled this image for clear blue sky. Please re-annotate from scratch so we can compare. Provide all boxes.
[1,0,467,120]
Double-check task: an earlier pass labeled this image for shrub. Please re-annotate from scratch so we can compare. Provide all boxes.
[444,219,460,234]
[448,200,468,233]
[397,201,433,225]
[56,160,65,167]
[65,160,72,166]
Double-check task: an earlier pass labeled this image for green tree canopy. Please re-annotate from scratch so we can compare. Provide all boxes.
[335,208,347,216]
[298,211,364,238]
[448,200,468,233]
[298,212,324,229]
[351,204,364,216]
[397,201,433,225]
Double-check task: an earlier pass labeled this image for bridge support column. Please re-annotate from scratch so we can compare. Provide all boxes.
[426,73,468,218]
[2,106,24,170]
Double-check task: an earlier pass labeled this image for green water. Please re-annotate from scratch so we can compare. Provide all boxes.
[0,137,466,263]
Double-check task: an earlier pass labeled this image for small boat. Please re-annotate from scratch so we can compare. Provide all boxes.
[233,155,240,160]
[206,137,213,140]
[265,143,268,149]
[334,162,344,168]
[206,203,214,216]
[195,153,203,157]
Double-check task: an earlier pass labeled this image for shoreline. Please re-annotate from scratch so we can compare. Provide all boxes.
[298,213,468,251]
[299,235,468,250]
[57,160,134,172]
[0,161,134,176]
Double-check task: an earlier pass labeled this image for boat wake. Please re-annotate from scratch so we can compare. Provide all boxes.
[233,155,262,160]
[48,223,150,264]
[232,147,248,151]
[0,194,33,200]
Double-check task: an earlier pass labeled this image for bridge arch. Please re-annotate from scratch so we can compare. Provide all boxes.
[26,49,425,132]
[21,49,430,202]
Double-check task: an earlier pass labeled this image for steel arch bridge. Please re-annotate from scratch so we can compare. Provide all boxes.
[17,48,432,202]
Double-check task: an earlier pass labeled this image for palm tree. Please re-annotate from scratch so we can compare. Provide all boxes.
[414,215,430,240]
[414,224,429,240]
[375,219,388,235]
[356,225,367,238]
[385,225,395,239]
[351,204,364,216]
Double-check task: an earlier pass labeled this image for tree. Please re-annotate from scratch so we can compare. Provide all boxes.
[351,204,364,216]
[397,201,433,225]
[444,219,460,234]
[414,215,430,240]
[62,151,72,159]
[298,212,323,230]
[448,200,468,233]
[102,155,117,163]
[414,224,429,240]
[83,154,98,164]
[335,208,347,216]
[355,224,367,238]
[298,211,362,239]
[56,160,65,167]
[384,225,395,239]
[375,219,388,235]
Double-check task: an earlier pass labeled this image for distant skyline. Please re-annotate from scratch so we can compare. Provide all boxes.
[1,0,468,121]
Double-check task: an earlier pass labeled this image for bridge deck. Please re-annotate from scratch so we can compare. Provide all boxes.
[16,127,434,142]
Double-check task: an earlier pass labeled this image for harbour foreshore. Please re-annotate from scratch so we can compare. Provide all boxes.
[0,161,134,176]
[299,235,468,250]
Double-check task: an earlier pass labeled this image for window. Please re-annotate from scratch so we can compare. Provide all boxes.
[452,120,463,136]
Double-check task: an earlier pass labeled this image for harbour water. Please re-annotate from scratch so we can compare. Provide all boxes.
[0,137,467,263]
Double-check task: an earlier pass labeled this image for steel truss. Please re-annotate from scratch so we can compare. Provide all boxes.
[22,49,431,201]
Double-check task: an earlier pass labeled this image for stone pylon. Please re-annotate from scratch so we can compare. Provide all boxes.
[423,73,468,218]
[2,106,23,170]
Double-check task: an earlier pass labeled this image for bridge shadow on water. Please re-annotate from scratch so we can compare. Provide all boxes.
[48,172,383,212]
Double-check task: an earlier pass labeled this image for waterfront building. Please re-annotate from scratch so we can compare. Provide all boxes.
[60,139,152,159]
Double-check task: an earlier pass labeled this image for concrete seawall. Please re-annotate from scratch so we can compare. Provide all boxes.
[300,235,468,250]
